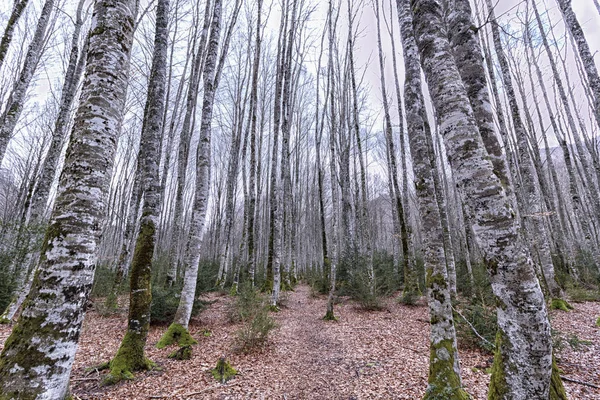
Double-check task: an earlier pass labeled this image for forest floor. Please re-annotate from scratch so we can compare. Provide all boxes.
[1,285,599,399]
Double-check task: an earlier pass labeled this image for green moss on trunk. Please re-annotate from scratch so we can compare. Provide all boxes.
[550,298,573,312]
[168,345,192,360]
[106,220,155,385]
[424,338,470,400]
[157,323,197,348]
[104,330,155,384]
[323,309,337,321]
[488,331,508,399]
[550,356,567,400]
[211,357,237,383]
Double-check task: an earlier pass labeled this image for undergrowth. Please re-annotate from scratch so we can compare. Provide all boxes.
[229,282,277,352]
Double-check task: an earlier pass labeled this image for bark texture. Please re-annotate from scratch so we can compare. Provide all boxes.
[0,0,30,72]
[108,0,169,383]
[410,1,552,398]
[0,0,135,397]
[397,0,467,397]
[0,0,56,163]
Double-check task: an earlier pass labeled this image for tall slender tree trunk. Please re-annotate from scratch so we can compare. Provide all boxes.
[107,0,169,383]
[159,0,225,347]
[410,1,554,398]
[246,0,263,288]
[0,0,30,72]
[166,0,213,286]
[374,0,415,301]
[324,0,338,321]
[0,0,56,163]
[0,0,136,396]
[556,0,600,134]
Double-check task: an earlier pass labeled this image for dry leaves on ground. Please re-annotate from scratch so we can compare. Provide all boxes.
[1,285,599,399]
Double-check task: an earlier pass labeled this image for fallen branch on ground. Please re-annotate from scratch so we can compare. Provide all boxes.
[561,376,600,389]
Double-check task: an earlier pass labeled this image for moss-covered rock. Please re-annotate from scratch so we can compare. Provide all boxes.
[211,357,237,383]
[550,298,574,312]
[595,316,600,327]
[156,323,197,349]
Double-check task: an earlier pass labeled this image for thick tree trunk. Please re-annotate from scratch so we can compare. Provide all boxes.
[397,0,467,396]
[0,0,136,397]
[0,0,88,322]
[410,1,553,398]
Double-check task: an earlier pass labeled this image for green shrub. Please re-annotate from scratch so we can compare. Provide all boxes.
[150,285,207,325]
[229,283,277,352]
[196,259,220,293]
[91,264,119,298]
[346,268,382,311]
[0,265,14,314]
[453,300,497,353]
[552,329,592,353]
[565,283,600,303]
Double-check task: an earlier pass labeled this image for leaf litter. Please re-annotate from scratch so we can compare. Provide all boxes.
[0,285,599,399]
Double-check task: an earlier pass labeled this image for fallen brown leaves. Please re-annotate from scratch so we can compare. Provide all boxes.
[0,286,599,399]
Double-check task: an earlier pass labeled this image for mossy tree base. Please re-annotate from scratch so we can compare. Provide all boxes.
[168,345,192,360]
[156,323,198,349]
[550,298,574,312]
[211,357,237,383]
[423,387,470,400]
[104,332,155,385]
[550,357,568,400]
[425,338,470,400]
[323,310,337,321]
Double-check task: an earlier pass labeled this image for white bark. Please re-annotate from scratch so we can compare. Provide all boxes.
[175,0,222,328]
[410,1,552,398]
[0,0,56,163]
[0,0,136,397]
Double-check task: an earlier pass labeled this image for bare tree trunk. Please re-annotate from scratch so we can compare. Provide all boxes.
[410,1,553,398]
[397,0,467,396]
[107,0,169,383]
[0,0,136,396]
[0,0,30,74]
[246,0,263,288]
[166,0,213,286]
[324,0,338,321]
[0,0,56,163]
[374,0,415,301]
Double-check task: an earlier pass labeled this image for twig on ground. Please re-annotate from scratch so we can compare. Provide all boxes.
[561,376,600,389]
[149,382,242,399]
